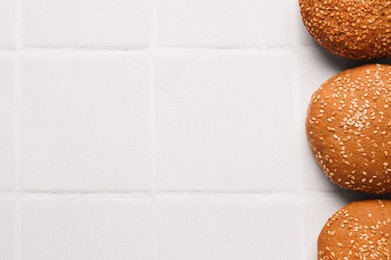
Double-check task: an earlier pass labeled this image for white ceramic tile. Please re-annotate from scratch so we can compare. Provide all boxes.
[158,0,293,47]
[21,198,153,260]
[21,52,152,191]
[0,54,15,190]
[23,0,150,47]
[158,196,300,260]
[156,53,297,191]
[0,0,16,48]
[0,199,15,260]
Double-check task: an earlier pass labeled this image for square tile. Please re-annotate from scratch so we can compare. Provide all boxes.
[0,0,16,48]
[21,52,152,191]
[0,54,15,190]
[158,196,300,260]
[156,52,297,191]
[158,0,293,47]
[0,199,15,260]
[21,198,153,260]
[23,0,150,47]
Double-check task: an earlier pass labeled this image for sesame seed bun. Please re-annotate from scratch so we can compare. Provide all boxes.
[318,200,391,259]
[306,64,391,194]
[299,0,391,60]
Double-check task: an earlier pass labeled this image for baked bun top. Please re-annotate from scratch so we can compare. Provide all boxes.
[318,200,391,259]
[299,0,391,60]
[306,64,391,194]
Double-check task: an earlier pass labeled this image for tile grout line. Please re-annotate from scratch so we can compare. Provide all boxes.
[13,54,22,260]
[14,53,22,260]
[292,53,304,194]
[289,3,307,258]
[292,52,303,193]
[0,189,361,197]
[14,0,23,258]
[292,52,307,260]
[3,46,296,54]
[291,0,305,195]
[150,0,159,259]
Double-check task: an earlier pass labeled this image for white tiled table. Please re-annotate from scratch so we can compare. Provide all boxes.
[0,0,390,259]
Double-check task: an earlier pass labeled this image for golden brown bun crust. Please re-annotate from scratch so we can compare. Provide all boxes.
[306,64,391,194]
[318,200,391,259]
[299,0,391,60]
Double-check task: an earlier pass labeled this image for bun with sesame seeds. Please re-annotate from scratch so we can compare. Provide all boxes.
[299,0,391,60]
[318,200,391,259]
[306,64,391,194]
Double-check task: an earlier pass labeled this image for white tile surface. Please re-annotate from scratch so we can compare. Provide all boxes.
[0,54,15,191]
[21,198,153,260]
[0,199,15,260]
[158,196,300,260]
[0,0,16,48]
[21,52,152,191]
[156,52,297,191]
[22,0,151,48]
[0,0,383,259]
[158,0,293,47]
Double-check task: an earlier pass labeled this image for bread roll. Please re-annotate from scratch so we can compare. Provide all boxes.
[318,200,391,259]
[299,0,391,60]
[306,64,391,194]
